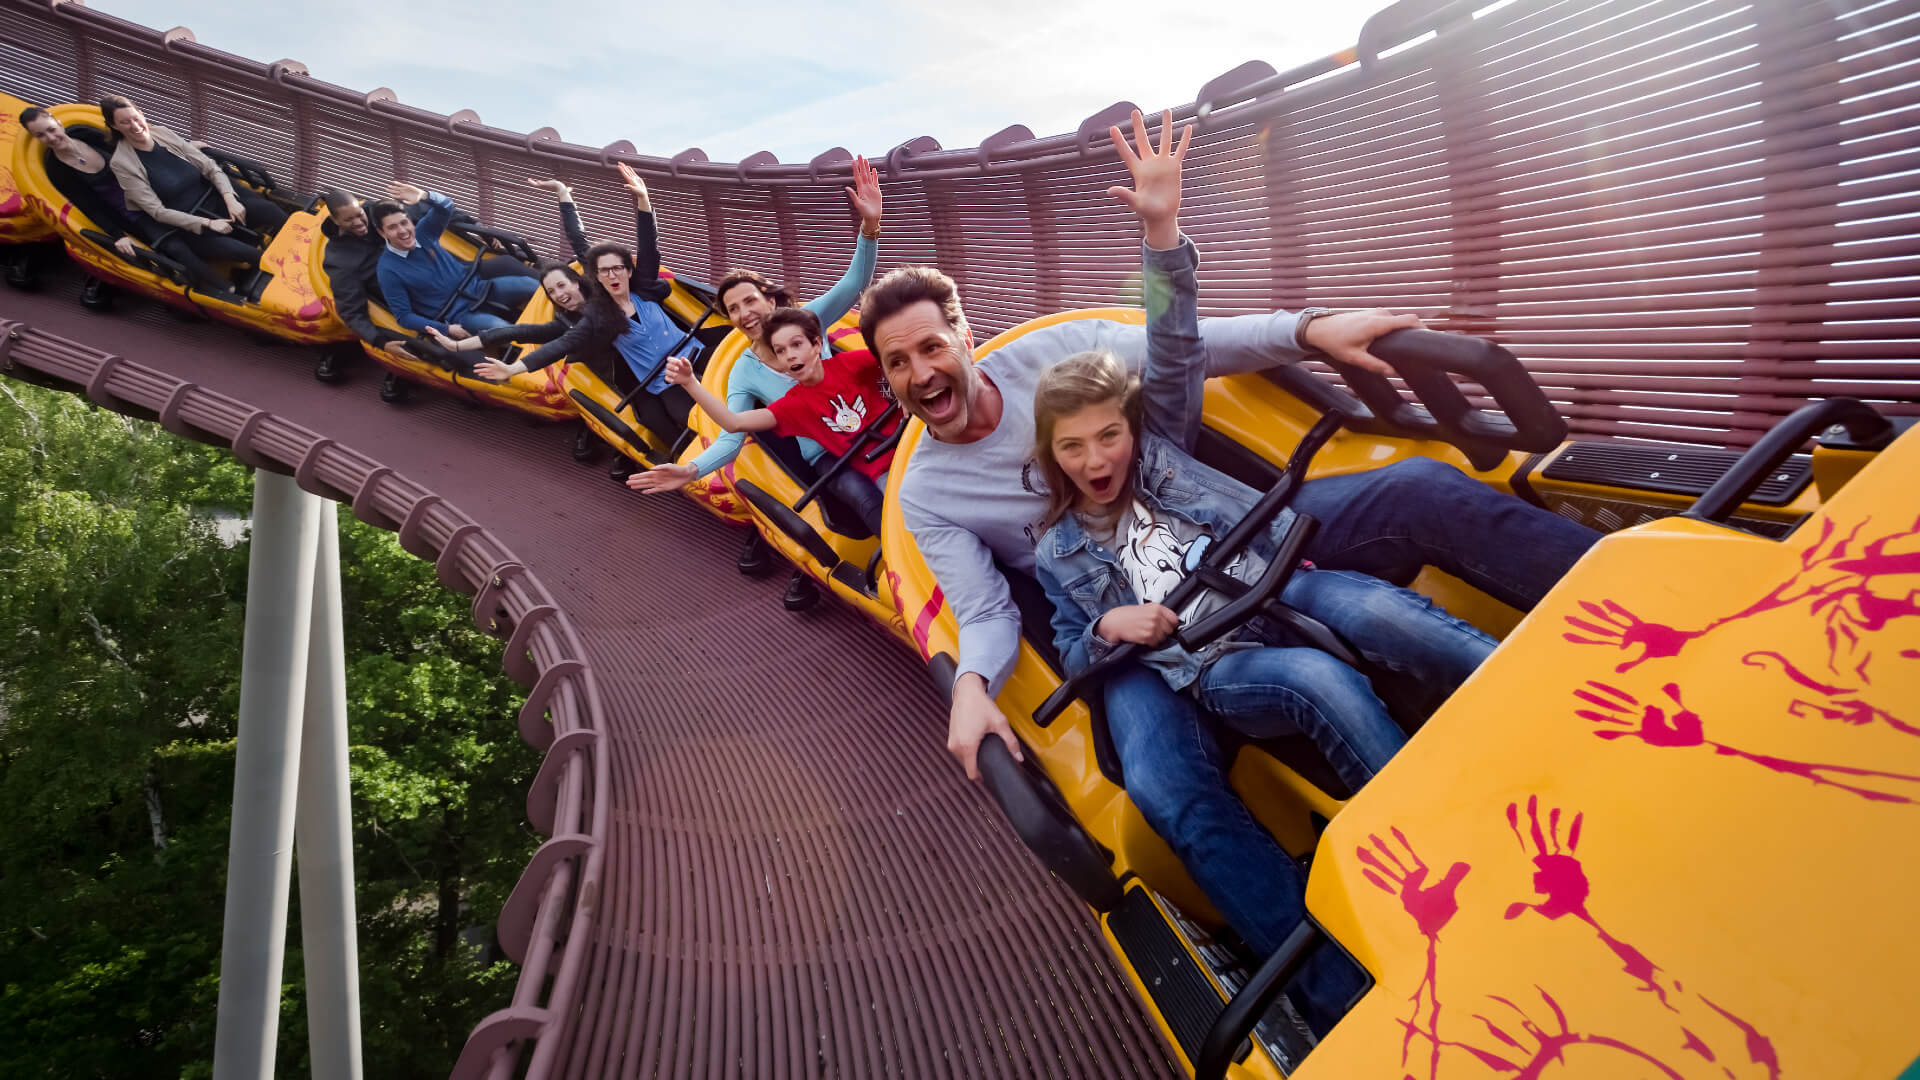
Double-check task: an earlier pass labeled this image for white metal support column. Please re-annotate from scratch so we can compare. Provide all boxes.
[212,471,363,1079]
[294,501,364,1079]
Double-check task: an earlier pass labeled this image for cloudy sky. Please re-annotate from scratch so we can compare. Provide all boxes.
[95,0,1383,163]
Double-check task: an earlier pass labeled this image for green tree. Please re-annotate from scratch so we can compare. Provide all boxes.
[0,381,539,1078]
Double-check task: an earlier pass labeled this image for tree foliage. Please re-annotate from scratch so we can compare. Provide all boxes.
[0,380,540,1077]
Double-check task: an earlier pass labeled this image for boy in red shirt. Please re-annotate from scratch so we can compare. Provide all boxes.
[664,307,902,535]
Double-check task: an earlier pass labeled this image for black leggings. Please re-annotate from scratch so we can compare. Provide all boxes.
[156,229,262,293]
[630,385,694,453]
[227,186,289,235]
[823,469,886,536]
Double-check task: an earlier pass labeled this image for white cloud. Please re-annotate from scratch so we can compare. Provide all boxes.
[93,0,1379,162]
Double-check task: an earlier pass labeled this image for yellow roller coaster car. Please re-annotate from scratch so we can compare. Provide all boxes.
[880,305,1918,1078]
[0,92,55,246]
[8,104,348,344]
[685,320,912,625]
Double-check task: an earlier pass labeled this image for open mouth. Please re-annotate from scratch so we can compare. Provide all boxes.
[786,359,807,376]
[917,384,955,422]
[1089,475,1115,498]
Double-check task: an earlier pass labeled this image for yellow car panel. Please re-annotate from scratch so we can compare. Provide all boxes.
[1303,427,1920,1080]
[0,92,55,244]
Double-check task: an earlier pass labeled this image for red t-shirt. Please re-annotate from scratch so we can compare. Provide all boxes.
[766,349,901,480]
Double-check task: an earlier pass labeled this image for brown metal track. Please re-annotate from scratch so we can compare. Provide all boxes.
[0,282,1178,1078]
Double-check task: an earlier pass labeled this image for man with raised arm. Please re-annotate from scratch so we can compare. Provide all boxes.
[863,118,1601,1013]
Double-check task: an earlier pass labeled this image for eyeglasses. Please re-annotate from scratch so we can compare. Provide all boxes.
[595,265,626,278]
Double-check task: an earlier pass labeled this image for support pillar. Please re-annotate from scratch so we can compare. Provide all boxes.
[295,501,364,1079]
[212,470,321,1080]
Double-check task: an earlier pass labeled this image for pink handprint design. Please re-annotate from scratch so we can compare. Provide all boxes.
[1502,797,1673,1009]
[1563,515,1920,680]
[1359,828,1472,1080]
[1575,681,1920,804]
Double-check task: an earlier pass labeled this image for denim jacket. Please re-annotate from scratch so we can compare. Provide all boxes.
[1033,234,1297,691]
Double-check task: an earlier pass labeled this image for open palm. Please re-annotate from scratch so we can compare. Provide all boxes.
[845,155,882,227]
[1108,108,1190,242]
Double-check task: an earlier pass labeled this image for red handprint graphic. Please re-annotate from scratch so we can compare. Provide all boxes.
[1360,828,1472,1080]
[1575,681,1920,804]
[1563,515,1920,680]
[1502,797,1673,1009]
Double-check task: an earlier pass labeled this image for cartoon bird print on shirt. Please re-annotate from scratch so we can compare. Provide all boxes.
[823,393,867,434]
[1115,501,1244,606]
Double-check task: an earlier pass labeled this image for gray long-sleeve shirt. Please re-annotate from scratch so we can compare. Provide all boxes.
[897,240,1310,694]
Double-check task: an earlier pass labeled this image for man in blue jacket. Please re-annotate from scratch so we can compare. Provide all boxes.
[372,183,538,340]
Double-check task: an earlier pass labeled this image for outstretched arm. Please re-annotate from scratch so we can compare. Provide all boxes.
[664,357,775,432]
[1107,109,1209,450]
[808,156,883,323]
[619,163,665,292]
[528,178,592,262]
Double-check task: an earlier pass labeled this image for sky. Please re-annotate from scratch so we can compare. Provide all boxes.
[94,0,1383,164]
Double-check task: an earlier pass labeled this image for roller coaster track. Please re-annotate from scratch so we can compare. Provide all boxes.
[4,0,1919,1074]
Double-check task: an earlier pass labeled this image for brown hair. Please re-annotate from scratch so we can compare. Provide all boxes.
[763,306,822,349]
[1032,350,1143,531]
[716,268,793,312]
[97,95,137,139]
[858,266,966,355]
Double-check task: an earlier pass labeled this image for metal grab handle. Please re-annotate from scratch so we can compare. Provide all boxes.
[1175,514,1317,652]
[1683,398,1893,524]
[1192,921,1326,1080]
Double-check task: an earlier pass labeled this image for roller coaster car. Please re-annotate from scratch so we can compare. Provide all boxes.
[883,307,1920,1068]
[689,323,913,633]
[562,269,734,473]
[1,93,57,272]
[7,104,347,343]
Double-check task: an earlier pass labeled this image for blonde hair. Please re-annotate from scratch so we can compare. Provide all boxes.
[1033,349,1143,531]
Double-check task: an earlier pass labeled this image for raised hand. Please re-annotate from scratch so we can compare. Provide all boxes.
[526,177,573,202]
[845,155,882,231]
[616,162,651,210]
[662,356,695,386]
[627,461,698,494]
[1095,603,1180,646]
[385,180,426,205]
[1106,108,1191,251]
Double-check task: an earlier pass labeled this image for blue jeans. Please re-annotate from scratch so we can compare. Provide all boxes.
[1105,664,1365,1034]
[1294,457,1598,612]
[1194,568,1495,792]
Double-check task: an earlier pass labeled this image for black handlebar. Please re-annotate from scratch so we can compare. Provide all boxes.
[613,302,718,416]
[201,146,281,196]
[1192,920,1329,1080]
[1321,328,1567,471]
[445,218,541,273]
[80,228,191,287]
[1175,515,1318,653]
[1684,398,1892,524]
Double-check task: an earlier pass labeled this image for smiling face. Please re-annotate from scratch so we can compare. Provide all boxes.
[377,207,415,250]
[875,299,977,442]
[24,113,70,152]
[722,281,777,344]
[769,323,824,384]
[331,199,368,237]
[595,252,631,297]
[542,268,584,312]
[1049,397,1136,509]
[108,103,151,144]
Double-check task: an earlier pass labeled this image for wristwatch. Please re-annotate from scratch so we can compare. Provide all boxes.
[1295,306,1334,353]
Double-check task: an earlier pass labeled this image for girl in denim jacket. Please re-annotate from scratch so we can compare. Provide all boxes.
[1030,268,1497,797]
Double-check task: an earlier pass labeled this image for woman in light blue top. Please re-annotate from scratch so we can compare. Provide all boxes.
[626,155,882,495]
